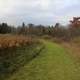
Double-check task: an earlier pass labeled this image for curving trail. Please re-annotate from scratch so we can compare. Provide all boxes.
[7,40,80,80]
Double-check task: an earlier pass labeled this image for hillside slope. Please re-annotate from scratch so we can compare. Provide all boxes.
[7,40,80,80]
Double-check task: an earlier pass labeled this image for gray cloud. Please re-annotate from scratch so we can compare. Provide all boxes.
[0,0,80,26]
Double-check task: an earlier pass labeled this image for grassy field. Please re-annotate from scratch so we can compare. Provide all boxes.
[6,40,80,80]
[0,43,44,80]
[0,35,44,80]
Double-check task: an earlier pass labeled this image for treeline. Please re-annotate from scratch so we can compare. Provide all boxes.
[0,17,80,41]
[0,23,12,33]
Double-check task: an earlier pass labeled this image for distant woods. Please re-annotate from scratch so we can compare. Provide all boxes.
[0,17,80,40]
[0,23,12,33]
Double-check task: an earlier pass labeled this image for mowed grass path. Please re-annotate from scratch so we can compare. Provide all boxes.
[7,40,80,80]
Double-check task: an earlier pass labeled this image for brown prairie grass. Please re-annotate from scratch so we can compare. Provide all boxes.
[0,34,33,49]
[60,39,80,64]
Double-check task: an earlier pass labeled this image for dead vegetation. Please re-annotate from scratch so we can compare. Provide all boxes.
[0,34,33,49]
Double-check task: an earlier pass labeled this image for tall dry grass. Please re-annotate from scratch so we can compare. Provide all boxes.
[0,34,32,49]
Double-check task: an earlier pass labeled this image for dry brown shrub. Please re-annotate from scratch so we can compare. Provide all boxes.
[0,34,33,49]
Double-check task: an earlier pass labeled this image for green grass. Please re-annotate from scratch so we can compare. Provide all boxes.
[7,40,80,80]
[0,43,44,80]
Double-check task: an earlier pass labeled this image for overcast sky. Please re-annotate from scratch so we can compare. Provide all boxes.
[0,0,80,26]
